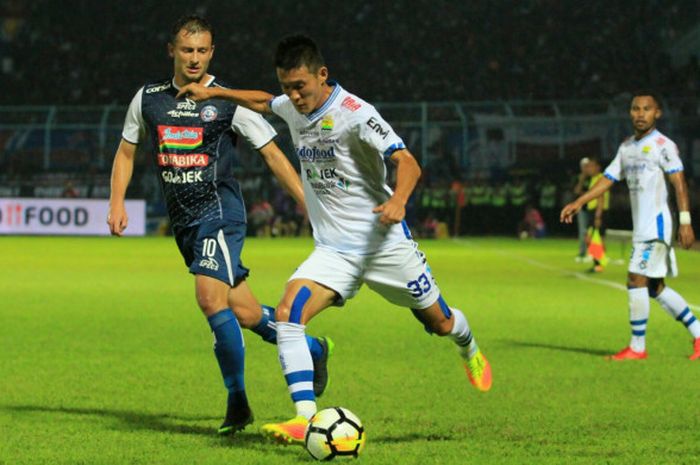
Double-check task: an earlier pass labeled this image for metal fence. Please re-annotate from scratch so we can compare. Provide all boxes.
[1,99,699,181]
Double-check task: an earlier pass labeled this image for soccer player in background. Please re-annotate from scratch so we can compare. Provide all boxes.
[107,16,332,436]
[561,90,699,361]
[178,34,491,444]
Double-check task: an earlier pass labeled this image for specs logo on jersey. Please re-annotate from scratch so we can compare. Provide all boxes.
[366,116,389,140]
[321,115,334,131]
[642,145,651,154]
[200,105,218,122]
[158,126,203,150]
[177,99,197,110]
[198,257,220,271]
[296,145,336,162]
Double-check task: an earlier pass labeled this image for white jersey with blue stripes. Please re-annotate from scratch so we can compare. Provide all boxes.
[270,82,410,254]
[604,129,683,245]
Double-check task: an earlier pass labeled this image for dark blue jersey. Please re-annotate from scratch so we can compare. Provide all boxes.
[130,77,259,235]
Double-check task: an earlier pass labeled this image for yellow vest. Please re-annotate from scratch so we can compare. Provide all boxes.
[586,173,609,210]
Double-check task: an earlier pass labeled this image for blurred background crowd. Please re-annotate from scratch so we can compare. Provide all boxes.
[1,0,699,237]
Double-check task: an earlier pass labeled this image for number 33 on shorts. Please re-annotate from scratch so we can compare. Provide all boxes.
[407,272,435,298]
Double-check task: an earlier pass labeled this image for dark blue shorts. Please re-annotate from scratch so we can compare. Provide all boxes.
[175,220,250,286]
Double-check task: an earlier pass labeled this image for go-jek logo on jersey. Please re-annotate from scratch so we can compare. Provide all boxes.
[157,125,203,151]
[306,166,338,180]
[296,145,336,162]
[161,170,203,184]
[157,153,209,168]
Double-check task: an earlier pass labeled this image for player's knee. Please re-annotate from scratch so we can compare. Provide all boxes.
[195,290,227,315]
[277,285,313,324]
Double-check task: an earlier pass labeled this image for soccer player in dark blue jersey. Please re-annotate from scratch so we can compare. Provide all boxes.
[107,16,332,436]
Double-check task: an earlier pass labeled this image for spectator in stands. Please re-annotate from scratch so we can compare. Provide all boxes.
[61,180,79,198]
[248,197,275,237]
[518,204,546,239]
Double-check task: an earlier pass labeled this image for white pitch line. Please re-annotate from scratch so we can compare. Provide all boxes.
[512,253,700,312]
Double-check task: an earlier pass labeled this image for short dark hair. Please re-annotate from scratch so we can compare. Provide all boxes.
[275,35,325,72]
[631,89,663,108]
[587,156,601,167]
[170,15,215,45]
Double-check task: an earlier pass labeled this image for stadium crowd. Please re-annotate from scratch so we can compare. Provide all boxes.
[1,0,699,237]
[1,0,698,105]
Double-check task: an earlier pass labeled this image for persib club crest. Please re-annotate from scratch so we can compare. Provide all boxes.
[321,115,334,131]
[200,105,218,122]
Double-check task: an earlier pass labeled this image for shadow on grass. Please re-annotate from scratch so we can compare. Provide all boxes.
[1,404,299,455]
[503,340,612,357]
[371,432,457,444]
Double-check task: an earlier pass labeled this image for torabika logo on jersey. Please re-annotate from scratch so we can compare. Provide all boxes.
[200,105,218,122]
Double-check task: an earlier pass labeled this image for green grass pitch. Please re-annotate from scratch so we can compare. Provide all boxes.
[1,236,700,465]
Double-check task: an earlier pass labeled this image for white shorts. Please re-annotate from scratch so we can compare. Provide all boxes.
[628,240,678,278]
[289,241,441,310]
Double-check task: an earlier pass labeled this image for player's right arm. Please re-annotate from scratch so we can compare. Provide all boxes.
[176,83,274,115]
[108,87,144,236]
[108,139,136,236]
[561,176,614,224]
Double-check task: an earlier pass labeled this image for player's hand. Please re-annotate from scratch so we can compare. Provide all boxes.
[176,82,211,101]
[678,224,695,250]
[372,197,405,226]
[560,201,582,224]
[107,204,128,236]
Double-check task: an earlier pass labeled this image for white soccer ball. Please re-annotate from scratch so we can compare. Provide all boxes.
[305,407,366,461]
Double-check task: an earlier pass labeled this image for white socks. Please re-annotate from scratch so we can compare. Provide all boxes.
[450,308,479,358]
[655,287,700,339]
[276,322,316,419]
[628,288,650,352]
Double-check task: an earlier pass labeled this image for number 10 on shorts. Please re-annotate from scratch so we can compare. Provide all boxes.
[203,238,217,257]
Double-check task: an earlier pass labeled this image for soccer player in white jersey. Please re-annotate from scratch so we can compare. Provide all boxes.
[561,90,699,361]
[178,34,491,443]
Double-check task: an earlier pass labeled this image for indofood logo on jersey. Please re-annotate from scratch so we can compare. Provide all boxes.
[296,145,336,162]
[157,125,203,150]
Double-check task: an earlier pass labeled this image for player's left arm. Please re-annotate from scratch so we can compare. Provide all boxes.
[668,170,695,249]
[258,141,305,209]
[176,83,274,115]
[372,149,421,225]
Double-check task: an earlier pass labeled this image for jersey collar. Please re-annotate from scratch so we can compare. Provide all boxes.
[306,80,342,123]
[171,74,216,91]
[633,128,659,145]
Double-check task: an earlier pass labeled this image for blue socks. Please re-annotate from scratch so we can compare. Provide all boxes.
[251,304,324,360]
[208,309,247,407]
[251,305,278,343]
